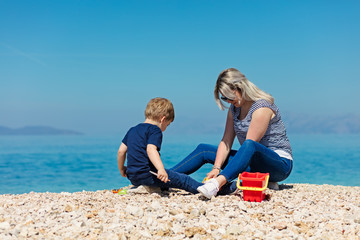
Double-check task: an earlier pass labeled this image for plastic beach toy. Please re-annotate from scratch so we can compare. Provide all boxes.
[111,188,127,195]
[202,177,210,183]
[118,189,127,195]
[236,172,269,202]
[112,189,120,193]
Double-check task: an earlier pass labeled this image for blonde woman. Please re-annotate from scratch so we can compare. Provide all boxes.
[171,68,293,199]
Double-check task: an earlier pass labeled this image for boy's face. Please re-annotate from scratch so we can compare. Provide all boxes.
[160,120,172,132]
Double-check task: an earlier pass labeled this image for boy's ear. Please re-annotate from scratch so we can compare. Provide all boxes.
[160,116,166,123]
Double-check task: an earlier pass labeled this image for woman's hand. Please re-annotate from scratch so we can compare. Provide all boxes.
[157,169,169,183]
[206,168,220,179]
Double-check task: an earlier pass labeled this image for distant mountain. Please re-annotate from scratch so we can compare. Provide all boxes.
[0,126,83,135]
[282,113,360,134]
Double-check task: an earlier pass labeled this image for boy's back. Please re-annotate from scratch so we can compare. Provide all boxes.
[122,123,163,181]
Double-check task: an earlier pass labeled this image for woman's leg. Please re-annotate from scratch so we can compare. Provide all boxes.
[249,152,293,182]
[220,139,293,183]
[170,144,222,174]
[198,139,293,198]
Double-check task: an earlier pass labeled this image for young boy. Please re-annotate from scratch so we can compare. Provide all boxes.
[117,97,202,194]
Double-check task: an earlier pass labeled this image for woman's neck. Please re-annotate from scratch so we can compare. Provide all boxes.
[239,100,254,119]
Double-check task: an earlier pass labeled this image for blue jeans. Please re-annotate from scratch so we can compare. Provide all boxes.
[129,169,203,194]
[171,139,293,183]
[129,169,236,195]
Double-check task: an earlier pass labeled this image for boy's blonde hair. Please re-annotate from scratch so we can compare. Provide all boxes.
[145,97,175,122]
[214,68,274,110]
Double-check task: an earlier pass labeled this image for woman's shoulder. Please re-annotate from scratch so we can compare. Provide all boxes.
[253,99,273,106]
[251,99,278,112]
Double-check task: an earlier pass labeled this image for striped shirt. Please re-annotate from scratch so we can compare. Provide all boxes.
[230,99,293,160]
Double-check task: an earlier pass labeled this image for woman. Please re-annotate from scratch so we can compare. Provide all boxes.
[171,68,293,199]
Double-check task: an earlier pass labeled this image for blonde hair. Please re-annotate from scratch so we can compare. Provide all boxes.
[214,68,274,110]
[145,97,175,122]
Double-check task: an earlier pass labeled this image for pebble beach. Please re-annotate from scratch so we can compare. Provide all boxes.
[0,184,359,240]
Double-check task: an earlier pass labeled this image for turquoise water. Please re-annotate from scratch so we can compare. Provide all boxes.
[0,134,359,194]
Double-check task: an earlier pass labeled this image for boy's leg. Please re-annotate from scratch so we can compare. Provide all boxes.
[131,171,203,194]
[166,169,203,194]
[154,169,203,194]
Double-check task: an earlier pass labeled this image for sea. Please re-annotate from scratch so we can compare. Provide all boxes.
[0,134,359,194]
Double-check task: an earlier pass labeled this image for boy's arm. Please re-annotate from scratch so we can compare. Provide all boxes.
[117,143,127,177]
[146,144,169,183]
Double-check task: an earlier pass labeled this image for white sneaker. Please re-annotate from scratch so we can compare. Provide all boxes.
[197,179,219,199]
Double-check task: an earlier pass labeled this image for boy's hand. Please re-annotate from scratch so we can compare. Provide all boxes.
[119,166,127,177]
[157,169,169,183]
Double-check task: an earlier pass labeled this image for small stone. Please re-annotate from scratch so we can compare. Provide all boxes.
[0,221,11,230]
[190,208,200,217]
[273,221,287,230]
[125,205,144,217]
[19,228,29,237]
[174,213,185,221]
[73,220,86,227]
[64,204,73,212]
[151,201,161,210]
[171,223,183,234]
[146,217,154,226]
[140,230,152,238]
[199,208,206,215]
[226,225,241,235]
[184,227,206,238]
[217,227,226,235]
[169,209,179,215]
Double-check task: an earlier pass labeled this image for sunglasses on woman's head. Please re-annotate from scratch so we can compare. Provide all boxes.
[221,96,234,101]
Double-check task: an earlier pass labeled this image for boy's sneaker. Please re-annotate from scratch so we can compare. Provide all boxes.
[127,185,162,194]
[230,188,241,195]
[197,179,220,199]
[143,186,162,194]
[268,182,279,190]
[127,185,146,194]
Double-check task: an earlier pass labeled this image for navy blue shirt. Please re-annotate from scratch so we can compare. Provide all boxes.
[122,123,163,181]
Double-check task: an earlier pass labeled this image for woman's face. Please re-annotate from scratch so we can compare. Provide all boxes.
[220,89,243,107]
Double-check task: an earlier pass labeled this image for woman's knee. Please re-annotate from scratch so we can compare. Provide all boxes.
[242,139,257,149]
[196,143,216,152]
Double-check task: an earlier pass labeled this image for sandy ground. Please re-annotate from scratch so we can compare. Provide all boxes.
[0,183,359,239]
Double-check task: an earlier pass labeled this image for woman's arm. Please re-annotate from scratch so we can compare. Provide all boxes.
[246,107,274,142]
[117,143,128,177]
[207,109,236,178]
[147,144,169,183]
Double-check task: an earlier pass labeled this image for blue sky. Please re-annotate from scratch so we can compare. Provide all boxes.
[1,0,359,134]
